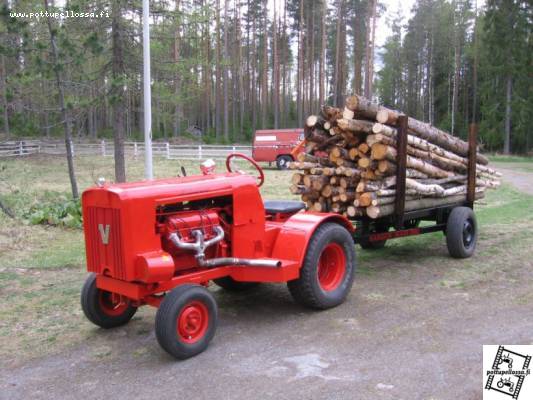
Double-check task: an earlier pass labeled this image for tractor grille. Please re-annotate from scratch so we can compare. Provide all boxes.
[85,207,126,280]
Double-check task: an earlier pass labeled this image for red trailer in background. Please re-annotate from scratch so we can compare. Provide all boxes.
[252,128,305,169]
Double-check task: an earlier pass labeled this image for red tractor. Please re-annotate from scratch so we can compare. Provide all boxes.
[81,154,356,359]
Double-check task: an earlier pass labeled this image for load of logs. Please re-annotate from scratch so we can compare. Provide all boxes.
[289,95,501,219]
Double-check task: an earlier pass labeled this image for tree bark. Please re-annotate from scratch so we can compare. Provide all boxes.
[111,0,126,183]
[319,0,326,106]
[215,0,222,138]
[223,0,230,140]
[504,75,512,154]
[273,0,279,129]
[366,192,484,219]
[261,3,268,129]
[0,55,9,138]
[43,0,79,198]
[173,0,181,137]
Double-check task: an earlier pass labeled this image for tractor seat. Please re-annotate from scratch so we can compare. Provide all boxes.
[264,200,306,214]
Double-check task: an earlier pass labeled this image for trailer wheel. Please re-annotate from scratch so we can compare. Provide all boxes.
[155,284,218,360]
[276,155,293,170]
[81,273,137,329]
[213,277,260,292]
[446,207,477,258]
[288,222,356,310]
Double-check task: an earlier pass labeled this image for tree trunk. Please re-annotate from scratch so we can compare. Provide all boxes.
[273,0,279,129]
[0,55,9,138]
[203,0,211,133]
[215,0,222,138]
[261,4,268,129]
[111,0,126,182]
[223,0,229,140]
[308,2,314,114]
[333,0,343,106]
[364,0,375,98]
[504,75,512,154]
[297,0,304,123]
[237,4,244,140]
[451,36,460,135]
[43,0,78,198]
[353,2,363,95]
[319,0,326,106]
[173,0,181,137]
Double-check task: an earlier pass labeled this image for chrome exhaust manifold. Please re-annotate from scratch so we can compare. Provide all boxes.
[168,227,281,268]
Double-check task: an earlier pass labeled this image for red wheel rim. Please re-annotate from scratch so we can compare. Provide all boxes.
[177,301,209,344]
[98,291,129,316]
[317,243,346,291]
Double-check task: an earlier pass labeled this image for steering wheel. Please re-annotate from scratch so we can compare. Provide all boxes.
[226,153,265,187]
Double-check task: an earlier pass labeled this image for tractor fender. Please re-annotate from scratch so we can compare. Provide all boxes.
[270,212,355,267]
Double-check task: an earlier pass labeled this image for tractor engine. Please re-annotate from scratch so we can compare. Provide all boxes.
[158,209,227,271]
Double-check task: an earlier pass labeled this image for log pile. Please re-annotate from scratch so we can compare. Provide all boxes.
[290,95,501,219]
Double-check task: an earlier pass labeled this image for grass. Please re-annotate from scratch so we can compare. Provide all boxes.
[489,155,533,173]
[0,154,532,365]
[488,154,533,163]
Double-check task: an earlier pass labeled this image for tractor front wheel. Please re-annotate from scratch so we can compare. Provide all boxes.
[288,223,356,309]
[81,273,137,329]
[155,284,218,360]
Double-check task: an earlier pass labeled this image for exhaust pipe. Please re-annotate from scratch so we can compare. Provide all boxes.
[168,227,281,268]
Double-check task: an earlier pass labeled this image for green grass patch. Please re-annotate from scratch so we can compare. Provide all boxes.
[489,154,533,163]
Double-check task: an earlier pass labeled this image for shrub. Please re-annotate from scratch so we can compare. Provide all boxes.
[24,198,82,229]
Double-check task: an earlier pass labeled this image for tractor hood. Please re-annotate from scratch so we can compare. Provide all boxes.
[82,172,257,208]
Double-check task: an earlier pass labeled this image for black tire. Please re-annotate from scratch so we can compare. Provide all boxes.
[276,155,293,170]
[81,273,137,329]
[213,277,260,292]
[288,222,356,310]
[359,222,389,250]
[446,207,477,258]
[155,284,218,360]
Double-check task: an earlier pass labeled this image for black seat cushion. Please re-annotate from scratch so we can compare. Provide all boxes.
[264,200,306,214]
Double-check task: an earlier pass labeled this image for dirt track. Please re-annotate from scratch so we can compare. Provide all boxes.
[1,164,532,400]
[493,163,533,195]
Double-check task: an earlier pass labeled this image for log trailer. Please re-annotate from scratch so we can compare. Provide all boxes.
[80,120,479,360]
[352,116,479,258]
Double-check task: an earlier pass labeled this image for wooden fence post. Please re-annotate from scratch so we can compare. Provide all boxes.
[18,141,23,156]
[134,142,138,158]
[166,142,170,159]
[101,140,106,157]
[198,145,202,160]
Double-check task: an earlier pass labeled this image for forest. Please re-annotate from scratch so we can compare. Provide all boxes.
[0,0,531,153]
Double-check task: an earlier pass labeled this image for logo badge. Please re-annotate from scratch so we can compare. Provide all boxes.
[484,345,532,399]
[98,224,110,245]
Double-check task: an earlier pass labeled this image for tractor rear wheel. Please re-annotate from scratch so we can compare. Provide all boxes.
[81,273,137,329]
[155,284,218,360]
[213,277,260,292]
[288,223,356,310]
